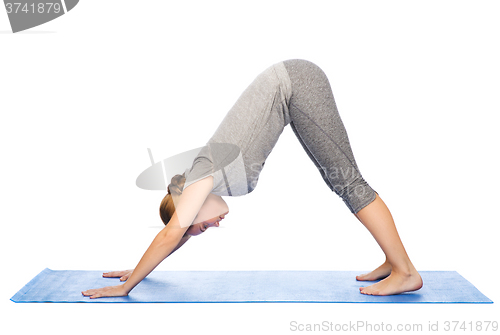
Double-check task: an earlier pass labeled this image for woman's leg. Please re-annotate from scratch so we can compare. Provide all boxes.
[283,59,422,295]
[284,59,376,214]
[354,194,422,295]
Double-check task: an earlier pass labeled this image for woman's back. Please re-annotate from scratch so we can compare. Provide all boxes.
[183,61,293,196]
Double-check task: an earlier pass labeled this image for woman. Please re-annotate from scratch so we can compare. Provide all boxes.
[82,59,422,298]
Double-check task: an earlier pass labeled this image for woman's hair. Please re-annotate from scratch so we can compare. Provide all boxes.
[159,173,186,226]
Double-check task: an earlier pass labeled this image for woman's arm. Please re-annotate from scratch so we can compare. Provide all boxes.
[101,235,191,282]
[82,175,214,299]
[170,233,191,254]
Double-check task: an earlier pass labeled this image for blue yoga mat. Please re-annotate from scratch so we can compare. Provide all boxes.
[11,268,492,303]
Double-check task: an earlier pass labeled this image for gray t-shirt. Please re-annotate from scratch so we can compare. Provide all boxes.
[183,61,292,196]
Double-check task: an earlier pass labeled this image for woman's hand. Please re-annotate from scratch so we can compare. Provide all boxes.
[102,269,134,281]
[82,284,129,299]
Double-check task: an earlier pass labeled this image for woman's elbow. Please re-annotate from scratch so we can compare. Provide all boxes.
[156,227,184,247]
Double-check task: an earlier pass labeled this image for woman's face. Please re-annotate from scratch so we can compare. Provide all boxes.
[186,211,228,236]
[186,194,229,236]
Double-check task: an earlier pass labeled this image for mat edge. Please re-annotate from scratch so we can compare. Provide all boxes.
[10,268,52,303]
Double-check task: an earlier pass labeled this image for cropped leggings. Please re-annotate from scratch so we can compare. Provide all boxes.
[283,59,377,214]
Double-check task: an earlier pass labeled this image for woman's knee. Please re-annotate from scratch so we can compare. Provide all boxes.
[333,178,377,214]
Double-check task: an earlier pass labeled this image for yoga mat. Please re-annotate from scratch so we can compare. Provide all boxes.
[11,268,492,303]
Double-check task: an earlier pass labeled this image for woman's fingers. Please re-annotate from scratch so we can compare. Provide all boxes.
[102,270,133,278]
[81,289,97,297]
[102,271,124,277]
[82,289,103,299]
[100,270,134,283]
[120,270,134,281]
[103,271,118,278]
[82,285,128,299]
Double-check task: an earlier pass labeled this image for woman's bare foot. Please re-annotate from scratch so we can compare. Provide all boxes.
[359,267,423,296]
[356,260,392,281]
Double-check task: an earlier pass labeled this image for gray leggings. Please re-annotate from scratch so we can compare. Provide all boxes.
[283,59,377,214]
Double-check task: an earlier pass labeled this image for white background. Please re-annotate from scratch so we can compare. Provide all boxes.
[1,0,499,334]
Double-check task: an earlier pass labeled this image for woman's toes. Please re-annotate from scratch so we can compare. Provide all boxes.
[356,274,367,281]
[357,272,376,281]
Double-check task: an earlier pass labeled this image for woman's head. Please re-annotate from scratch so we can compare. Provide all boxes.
[159,173,186,226]
[159,173,229,236]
